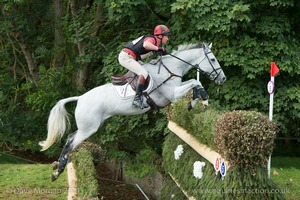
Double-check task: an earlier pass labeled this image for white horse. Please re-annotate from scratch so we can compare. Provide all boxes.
[39,42,226,181]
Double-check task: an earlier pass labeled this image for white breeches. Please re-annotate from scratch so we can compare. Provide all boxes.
[118,51,148,79]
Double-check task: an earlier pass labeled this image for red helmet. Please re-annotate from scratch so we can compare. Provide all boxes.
[154,25,170,36]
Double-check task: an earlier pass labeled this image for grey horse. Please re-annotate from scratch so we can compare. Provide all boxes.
[39,42,226,181]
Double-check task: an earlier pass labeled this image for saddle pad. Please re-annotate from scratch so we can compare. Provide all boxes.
[113,74,154,99]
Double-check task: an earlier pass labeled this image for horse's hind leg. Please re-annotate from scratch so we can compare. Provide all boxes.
[51,118,103,181]
[51,133,75,181]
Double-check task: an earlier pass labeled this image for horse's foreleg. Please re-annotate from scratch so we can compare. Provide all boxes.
[173,79,202,101]
[51,133,75,182]
[173,79,208,109]
[188,87,209,110]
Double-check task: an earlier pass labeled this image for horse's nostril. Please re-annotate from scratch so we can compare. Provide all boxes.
[223,77,227,81]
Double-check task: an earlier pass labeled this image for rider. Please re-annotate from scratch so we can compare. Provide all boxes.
[118,25,170,109]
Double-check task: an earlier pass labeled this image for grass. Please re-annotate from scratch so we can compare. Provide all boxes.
[271,156,300,200]
[0,153,68,200]
[1,152,299,200]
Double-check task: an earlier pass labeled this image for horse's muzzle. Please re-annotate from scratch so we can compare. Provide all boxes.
[216,76,226,85]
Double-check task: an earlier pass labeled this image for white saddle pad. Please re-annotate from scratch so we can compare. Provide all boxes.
[113,75,154,99]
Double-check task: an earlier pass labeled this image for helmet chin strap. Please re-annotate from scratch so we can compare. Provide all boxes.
[156,35,163,47]
[159,38,163,47]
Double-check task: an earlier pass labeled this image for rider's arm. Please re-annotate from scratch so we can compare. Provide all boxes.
[143,38,159,51]
[140,37,156,60]
[140,52,153,60]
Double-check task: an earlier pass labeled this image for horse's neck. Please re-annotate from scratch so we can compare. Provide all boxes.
[146,48,201,79]
[172,49,199,75]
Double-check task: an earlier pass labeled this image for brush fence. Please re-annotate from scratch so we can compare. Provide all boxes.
[167,120,229,199]
[163,118,284,200]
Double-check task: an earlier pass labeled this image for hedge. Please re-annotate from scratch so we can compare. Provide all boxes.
[71,142,105,199]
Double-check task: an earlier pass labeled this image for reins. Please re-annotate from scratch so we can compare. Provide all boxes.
[148,47,222,95]
[166,53,205,74]
[148,52,204,95]
[148,56,182,95]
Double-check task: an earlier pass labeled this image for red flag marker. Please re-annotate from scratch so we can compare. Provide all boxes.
[267,62,280,179]
[270,62,280,77]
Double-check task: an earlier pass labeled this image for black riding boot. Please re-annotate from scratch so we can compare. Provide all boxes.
[133,76,149,109]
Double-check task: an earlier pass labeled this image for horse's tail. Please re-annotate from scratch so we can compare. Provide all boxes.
[39,96,79,151]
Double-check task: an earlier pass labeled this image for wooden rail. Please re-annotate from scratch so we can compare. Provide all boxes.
[167,121,230,168]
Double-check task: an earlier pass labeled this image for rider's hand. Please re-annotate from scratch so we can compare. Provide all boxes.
[157,47,167,55]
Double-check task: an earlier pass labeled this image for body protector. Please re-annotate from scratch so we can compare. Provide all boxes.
[124,34,156,60]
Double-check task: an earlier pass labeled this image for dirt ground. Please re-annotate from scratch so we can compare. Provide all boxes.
[96,164,147,200]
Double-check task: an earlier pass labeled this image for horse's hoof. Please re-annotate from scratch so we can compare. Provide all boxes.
[52,161,59,170]
[51,172,59,182]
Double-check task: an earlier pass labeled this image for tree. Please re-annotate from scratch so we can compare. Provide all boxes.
[169,0,300,137]
[0,0,299,156]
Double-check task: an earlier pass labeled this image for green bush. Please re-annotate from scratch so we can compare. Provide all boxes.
[215,110,278,174]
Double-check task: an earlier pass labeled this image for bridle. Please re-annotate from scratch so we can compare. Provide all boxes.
[167,44,222,81]
[148,45,222,95]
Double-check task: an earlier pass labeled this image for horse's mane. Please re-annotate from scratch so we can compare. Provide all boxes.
[149,42,204,65]
[172,42,204,55]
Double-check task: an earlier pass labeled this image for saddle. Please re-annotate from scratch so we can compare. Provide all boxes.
[111,71,150,91]
[111,71,160,110]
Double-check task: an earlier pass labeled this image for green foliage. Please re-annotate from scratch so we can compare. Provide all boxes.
[0,0,299,161]
[170,0,251,43]
[223,167,285,200]
[124,148,161,178]
[162,134,222,199]
[215,110,278,174]
[91,111,168,156]
[168,96,223,149]
[71,144,102,199]
[106,0,147,23]
[169,0,300,138]
[26,65,78,110]
[160,175,186,200]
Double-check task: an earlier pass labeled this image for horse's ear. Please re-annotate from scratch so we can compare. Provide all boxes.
[208,43,212,48]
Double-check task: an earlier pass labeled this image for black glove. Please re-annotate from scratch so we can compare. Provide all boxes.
[157,47,167,55]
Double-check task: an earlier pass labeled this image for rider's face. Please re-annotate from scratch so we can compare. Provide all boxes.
[162,35,169,44]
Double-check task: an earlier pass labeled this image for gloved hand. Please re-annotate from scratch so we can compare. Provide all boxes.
[157,47,167,55]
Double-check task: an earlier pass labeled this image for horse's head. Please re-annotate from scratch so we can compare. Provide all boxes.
[197,43,226,85]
